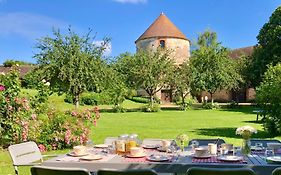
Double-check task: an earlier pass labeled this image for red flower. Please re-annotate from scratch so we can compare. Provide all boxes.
[38,144,46,152]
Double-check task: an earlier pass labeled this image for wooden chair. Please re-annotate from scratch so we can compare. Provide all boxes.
[97,169,157,175]
[186,167,256,175]
[31,166,91,175]
[188,138,225,146]
[272,167,281,175]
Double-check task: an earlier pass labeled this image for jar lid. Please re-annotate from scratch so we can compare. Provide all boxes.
[119,134,129,139]
[129,134,138,138]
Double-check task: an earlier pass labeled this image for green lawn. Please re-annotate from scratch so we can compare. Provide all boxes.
[1,91,280,175]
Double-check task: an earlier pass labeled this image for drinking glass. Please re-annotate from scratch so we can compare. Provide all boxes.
[86,140,94,152]
[191,140,199,153]
[265,148,274,158]
[255,142,263,150]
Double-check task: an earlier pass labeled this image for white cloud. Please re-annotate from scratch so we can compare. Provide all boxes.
[93,40,112,56]
[113,0,147,4]
[0,12,67,39]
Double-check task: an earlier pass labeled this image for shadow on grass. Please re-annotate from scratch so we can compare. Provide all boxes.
[219,106,257,115]
[194,127,272,139]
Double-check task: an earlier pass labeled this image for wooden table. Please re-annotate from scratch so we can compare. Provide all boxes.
[42,148,281,175]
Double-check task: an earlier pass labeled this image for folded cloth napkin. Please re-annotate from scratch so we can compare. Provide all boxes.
[192,156,247,164]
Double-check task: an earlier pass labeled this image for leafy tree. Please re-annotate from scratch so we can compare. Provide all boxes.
[250,6,281,87]
[116,50,174,107]
[190,30,241,105]
[256,64,281,136]
[170,62,191,107]
[34,28,109,108]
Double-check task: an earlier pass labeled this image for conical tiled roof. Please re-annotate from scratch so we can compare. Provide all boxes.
[135,12,188,43]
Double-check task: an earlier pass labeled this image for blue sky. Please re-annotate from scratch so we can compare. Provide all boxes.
[0,0,280,64]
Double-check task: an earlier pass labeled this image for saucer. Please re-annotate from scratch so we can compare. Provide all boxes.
[68,152,89,157]
[142,144,159,149]
[217,155,243,162]
[126,153,146,158]
[192,154,211,159]
[157,146,169,152]
[146,155,169,162]
[94,144,109,148]
[79,155,103,161]
[267,156,281,163]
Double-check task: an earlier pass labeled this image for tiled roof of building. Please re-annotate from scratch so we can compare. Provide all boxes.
[0,65,35,78]
[229,46,254,59]
[135,12,189,43]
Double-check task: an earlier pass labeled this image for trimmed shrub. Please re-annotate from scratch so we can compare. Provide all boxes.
[129,96,150,103]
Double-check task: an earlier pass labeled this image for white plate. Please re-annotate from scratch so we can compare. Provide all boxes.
[217,155,243,162]
[79,155,103,161]
[251,146,263,151]
[267,156,281,163]
[142,144,159,149]
[126,153,146,158]
[192,154,211,159]
[68,152,89,157]
[94,144,109,148]
[146,155,169,162]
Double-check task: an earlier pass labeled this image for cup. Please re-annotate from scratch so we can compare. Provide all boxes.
[130,147,144,156]
[221,143,233,151]
[162,140,171,150]
[195,147,209,157]
[208,143,217,155]
[73,145,87,155]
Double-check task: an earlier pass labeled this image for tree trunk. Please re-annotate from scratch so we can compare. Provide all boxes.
[181,92,185,106]
[74,94,80,109]
[150,95,154,108]
[210,93,214,106]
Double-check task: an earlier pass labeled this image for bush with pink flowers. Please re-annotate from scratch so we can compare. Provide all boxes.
[0,66,100,151]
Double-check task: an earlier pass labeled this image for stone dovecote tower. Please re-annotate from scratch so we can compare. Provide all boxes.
[135,12,190,65]
[135,12,190,103]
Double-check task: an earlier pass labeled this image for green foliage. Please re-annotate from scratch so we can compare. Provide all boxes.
[202,102,220,109]
[250,6,281,87]
[0,66,28,146]
[256,64,281,136]
[21,67,42,88]
[170,62,191,106]
[143,103,161,112]
[190,30,242,103]
[3,59,34,67]
[115,49,174,107]
[34,28,110,108]
[129,96,150,103]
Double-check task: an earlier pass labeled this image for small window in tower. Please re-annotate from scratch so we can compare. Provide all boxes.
[160,40,165,48]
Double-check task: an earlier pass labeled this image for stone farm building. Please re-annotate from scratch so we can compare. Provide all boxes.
[135,12,255,103]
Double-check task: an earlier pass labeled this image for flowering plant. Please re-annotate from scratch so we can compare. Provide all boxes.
[236,125,257,139]
[176,134,188,151]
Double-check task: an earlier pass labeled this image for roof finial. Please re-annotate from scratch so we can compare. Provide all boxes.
[160,12,164,15]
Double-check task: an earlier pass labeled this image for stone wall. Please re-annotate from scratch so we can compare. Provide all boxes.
[136,37,190,65]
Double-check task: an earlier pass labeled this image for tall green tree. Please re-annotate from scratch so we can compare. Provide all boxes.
[190,30,241,104]
[170,62,191,107]
[116,50,174,107]
[34,28,109,108]
[256,64,281,135]
[250,6,281,87]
